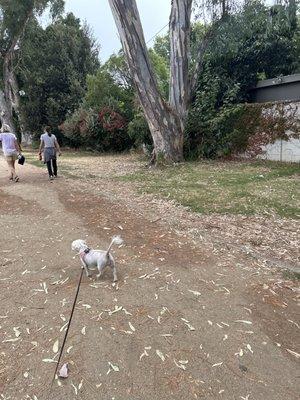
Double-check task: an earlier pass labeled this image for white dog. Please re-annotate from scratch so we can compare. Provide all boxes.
[71,236,123,282]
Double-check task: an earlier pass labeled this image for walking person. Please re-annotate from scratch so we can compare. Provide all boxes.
[38,126,61,180]
[0,124,22,182]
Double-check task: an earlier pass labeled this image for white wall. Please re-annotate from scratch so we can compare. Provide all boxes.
[255,101,300,163]
[259,137,300,162]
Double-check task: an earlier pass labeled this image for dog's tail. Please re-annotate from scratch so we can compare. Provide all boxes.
[106,235,123,256]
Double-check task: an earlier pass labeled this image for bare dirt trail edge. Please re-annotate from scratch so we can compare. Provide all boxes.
[0,157,299,400]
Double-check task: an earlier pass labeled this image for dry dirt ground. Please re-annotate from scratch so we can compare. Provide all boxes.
[0,155,299,400]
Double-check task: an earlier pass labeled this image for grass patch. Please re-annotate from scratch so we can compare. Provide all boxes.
[24,150,81,180]
[120,160,300,218]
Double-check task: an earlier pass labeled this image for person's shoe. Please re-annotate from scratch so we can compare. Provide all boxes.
[49,175,54,181]
[14,176,19,182]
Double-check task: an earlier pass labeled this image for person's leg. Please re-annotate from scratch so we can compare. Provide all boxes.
[6,157,15,180]
[52,158,58,177]
[46,160,53,177]
[12,158,19,182]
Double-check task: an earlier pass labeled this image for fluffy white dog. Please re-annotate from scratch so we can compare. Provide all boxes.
[71,236,123,282]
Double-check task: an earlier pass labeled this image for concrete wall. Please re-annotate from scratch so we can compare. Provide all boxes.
[258,137,300,162]
[247,74,300,162]
[257,101,300,162]
[245,101,300,163]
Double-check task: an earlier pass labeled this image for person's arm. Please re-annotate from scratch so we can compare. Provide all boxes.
[38,138,44,155]
[14,138,21,154]
[54,138,61,156]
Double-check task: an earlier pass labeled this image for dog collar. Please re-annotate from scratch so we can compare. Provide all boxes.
[79,248,90,260]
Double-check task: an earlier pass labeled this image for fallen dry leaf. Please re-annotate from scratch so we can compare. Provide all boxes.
[156,350,165,362]
[53,339,59,354]
[58,363,68,378]
[286,349,300,358]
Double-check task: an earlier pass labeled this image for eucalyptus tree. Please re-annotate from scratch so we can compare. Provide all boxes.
[108,0,234,163]
[0,0,64,134]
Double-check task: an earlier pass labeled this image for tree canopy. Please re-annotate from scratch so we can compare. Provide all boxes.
[17,13,99,137]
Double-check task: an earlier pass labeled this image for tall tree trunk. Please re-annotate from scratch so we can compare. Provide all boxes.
[3,53,15,122]
[3,53,29,142]
[169,0,192,128]
[0,89,14,131]
[108,0,184,163]
[1,5,33,138]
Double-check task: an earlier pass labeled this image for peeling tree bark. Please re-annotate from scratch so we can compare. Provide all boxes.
[0,89,14,130]
[109,0,185,163]
[169,0,192,127]
[1,6,33,140]
[3,54,27,138]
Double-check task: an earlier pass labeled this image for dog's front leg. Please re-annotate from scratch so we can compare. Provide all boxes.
[80,259,91,277]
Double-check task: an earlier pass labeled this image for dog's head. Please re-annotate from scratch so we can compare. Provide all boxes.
[71,239,88,252]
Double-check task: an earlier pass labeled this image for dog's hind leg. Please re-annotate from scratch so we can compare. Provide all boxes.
[96,262,106,280]
[109,258,118,282]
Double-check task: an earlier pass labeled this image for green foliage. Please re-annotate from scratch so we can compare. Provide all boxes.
[3,0,297,157]
[60,106,132,152]
[148,49,169,99]
[127,111,151,149]
[0,0,64,55]
[61,64,134,151]
[17,13,99,140]
[63,46,169,151]
[102,50,132,88]
[153,34,170,65]
[85,68,132,117]
[185,0,300,159]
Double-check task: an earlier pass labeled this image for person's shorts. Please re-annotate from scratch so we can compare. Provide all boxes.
[5,153,18,162]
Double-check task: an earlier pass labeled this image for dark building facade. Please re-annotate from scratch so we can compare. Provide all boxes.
[250,74,300,103]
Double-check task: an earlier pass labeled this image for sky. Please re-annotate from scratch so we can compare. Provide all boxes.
[64,0,171,62]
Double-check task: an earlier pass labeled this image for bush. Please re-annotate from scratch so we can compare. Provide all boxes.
[127,111,152,149]
[60,106,133,152]
[185,101,300,159]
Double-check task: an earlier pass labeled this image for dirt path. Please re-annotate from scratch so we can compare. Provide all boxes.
[0,157,299,400]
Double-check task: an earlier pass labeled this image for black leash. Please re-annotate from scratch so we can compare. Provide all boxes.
[47,268,84,398]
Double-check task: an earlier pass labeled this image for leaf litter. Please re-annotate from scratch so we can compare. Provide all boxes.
[52,339,59,353]
[156,350,165,362]
[58,363,69,378]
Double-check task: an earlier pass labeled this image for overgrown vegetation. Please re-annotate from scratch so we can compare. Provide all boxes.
[185,1,300,158]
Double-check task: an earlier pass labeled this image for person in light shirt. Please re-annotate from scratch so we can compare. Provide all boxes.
[0,124,22,182]
[38,126,62,180]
